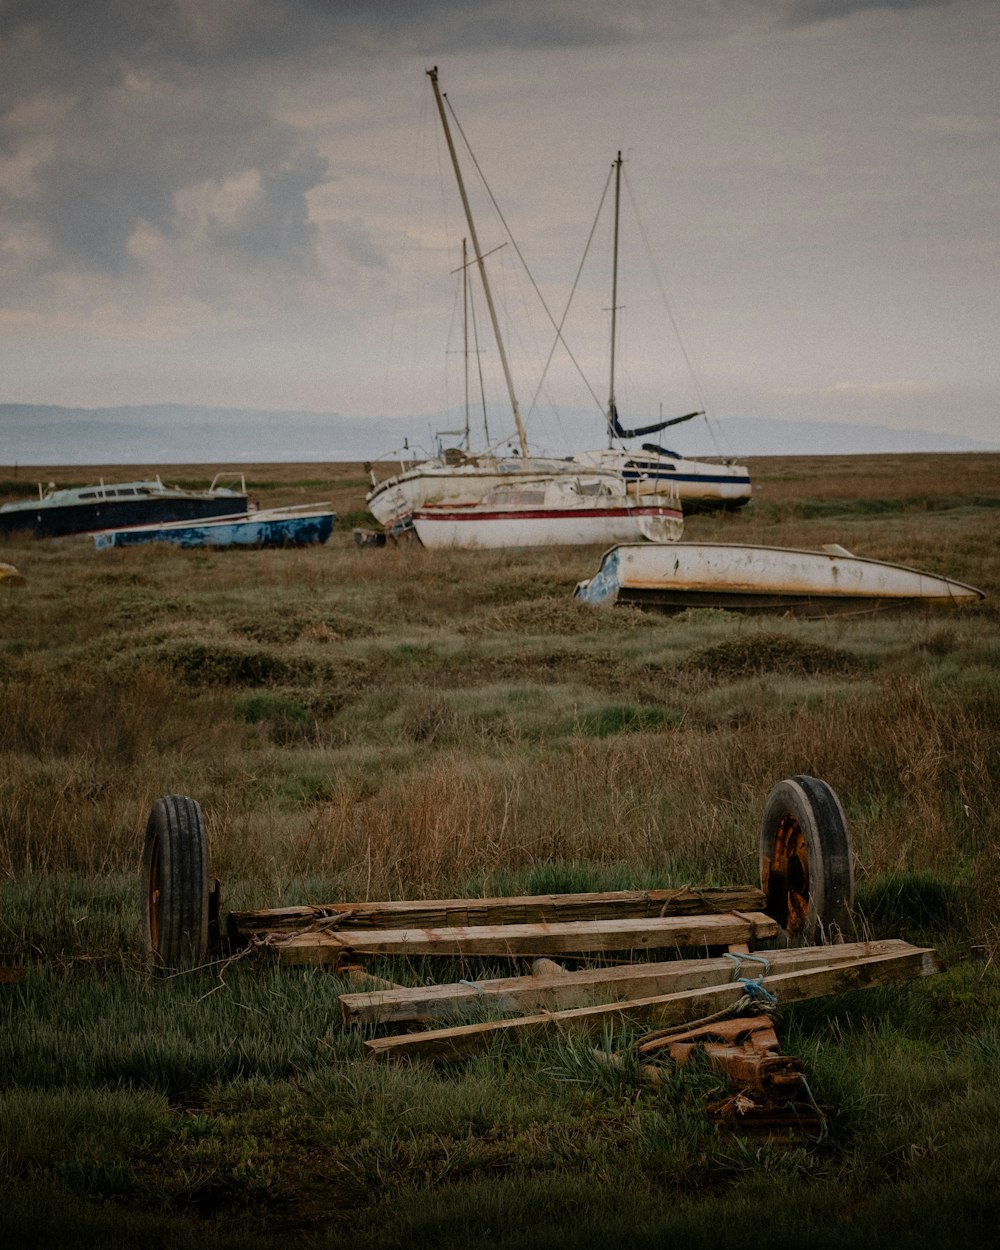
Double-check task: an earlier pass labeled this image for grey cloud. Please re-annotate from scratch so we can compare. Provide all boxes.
[787,0,956,21]
[1,0,637,79]
[36,160,174,274]
[20,99,327,276]
[209,148,330,267]
[328,216,385,271]
[0,0,633,281]
[0,5,337,277]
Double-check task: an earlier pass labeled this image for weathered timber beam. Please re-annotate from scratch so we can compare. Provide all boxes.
[274,911,779,966]
[338,940,915,1027]
[364,946,942,1063]
[229,885,765,938]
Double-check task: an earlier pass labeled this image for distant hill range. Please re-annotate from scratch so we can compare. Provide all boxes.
[0,403,994,465]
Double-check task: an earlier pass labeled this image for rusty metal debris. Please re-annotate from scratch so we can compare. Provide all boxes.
[636,1013,831,1141]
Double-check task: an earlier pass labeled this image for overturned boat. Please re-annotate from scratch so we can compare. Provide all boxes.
[0,473,249,538]
[92,505,334,551]
[575,542,985,614]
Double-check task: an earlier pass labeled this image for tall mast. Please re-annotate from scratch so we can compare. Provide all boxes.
[428,66,530,457]
[608,150,622,450]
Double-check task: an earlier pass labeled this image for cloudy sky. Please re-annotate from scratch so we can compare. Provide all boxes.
[1,0,997,454]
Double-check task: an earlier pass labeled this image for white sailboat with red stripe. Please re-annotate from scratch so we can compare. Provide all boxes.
[411,474,682,549]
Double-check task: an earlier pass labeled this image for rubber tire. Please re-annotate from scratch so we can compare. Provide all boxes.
[142,795,209,967]
[758,776,854,944]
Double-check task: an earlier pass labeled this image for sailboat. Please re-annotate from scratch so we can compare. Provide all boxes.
[572,153,752,512]
[366,68,622,534]
[411,473,683,549]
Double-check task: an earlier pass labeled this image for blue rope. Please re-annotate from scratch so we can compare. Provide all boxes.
[736,977,778,1006]
[723,950,771,975]
[459,979,484,996]
[723,951,777,1010]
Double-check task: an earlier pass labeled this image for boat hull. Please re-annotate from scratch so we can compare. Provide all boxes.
[573,451,751,512]
[0,488,249,538]
[366,459,618,528]
[575,543,985,613]
[92,509,334,550]
[412,503,683,549]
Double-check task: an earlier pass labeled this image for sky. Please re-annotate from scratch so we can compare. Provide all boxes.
[1,0,997,457]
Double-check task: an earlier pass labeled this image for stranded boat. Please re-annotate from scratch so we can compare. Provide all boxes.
[574,542,985,614]
[411,476,683,549]
[0,473,250,538]
[571,152,751,512]
[92,505,334,551]
[365,69,625,533]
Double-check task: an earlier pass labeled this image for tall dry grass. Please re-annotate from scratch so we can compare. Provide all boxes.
[1,452,998,948]
[3,453,1000,1247]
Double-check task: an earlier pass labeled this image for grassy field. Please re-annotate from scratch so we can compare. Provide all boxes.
[2,452,999,1247]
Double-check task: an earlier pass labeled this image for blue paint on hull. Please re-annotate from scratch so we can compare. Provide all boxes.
[93,511,334,550]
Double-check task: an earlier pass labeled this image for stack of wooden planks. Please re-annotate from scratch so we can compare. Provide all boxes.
[227,884,768,944]
[229,885,942,1064]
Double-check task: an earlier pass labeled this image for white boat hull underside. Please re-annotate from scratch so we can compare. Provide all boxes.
[574,542,985,613]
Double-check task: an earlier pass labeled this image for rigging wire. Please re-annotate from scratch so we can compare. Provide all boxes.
[621,163,733,459]
[469,262,491,444]
[376,79,436,456]
[525,163,614,425]
[444,95,604,419]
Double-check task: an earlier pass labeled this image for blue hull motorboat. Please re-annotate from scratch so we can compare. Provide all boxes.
[0,473,249,538]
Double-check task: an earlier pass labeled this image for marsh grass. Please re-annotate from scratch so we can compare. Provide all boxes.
[1,453,999,1245]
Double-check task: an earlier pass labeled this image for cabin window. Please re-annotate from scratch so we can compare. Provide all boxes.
[489,487,546,506]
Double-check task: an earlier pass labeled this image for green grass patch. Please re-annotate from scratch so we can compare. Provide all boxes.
[569,702,677,737]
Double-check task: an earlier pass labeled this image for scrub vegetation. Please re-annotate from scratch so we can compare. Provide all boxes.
[1,451,999,1247]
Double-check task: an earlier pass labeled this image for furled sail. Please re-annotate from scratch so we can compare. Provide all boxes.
[609,403,704,441]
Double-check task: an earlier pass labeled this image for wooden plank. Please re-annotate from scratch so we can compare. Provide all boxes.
[364,946,942,1063]
[229,885,766,938]
[338,940,914,1027]
[274,911,779,966]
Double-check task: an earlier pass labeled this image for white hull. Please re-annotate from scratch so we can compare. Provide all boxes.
[413,500,683,549]
[573,449,751,511]
[366,458,611,528]
[575,542,985,612]
[367,451,750,528]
